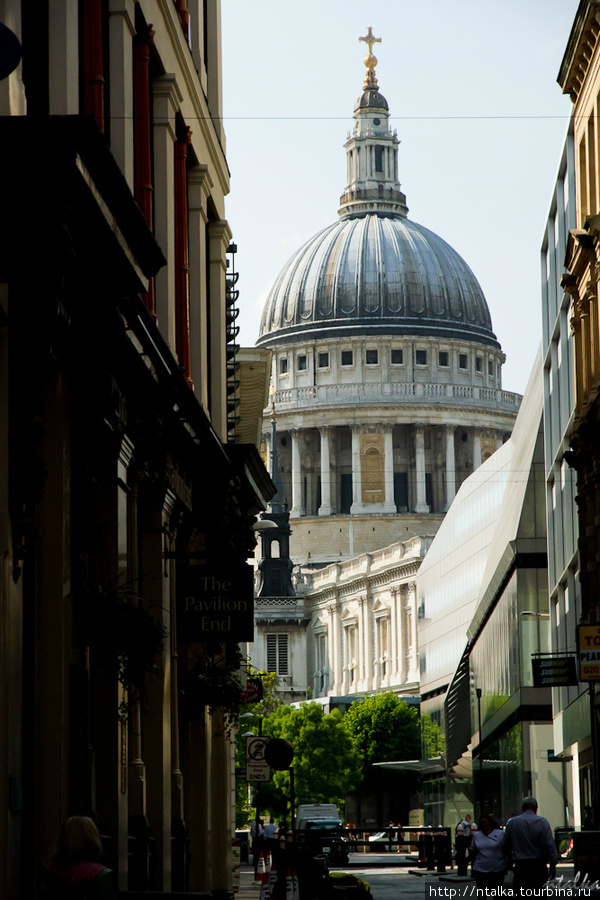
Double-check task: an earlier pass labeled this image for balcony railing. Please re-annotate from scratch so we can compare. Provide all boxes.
[269,382,521,412]
[255,597,308,620]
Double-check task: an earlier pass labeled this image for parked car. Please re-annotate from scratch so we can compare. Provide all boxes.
[300,818,350,865]
[368,830,398,851]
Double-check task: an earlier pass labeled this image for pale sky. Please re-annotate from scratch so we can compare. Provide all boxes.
[221,0,579,396]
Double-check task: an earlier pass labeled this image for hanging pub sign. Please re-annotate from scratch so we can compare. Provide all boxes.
[177,563,254,642]
[578,624,600,682]
[532,656,578,688]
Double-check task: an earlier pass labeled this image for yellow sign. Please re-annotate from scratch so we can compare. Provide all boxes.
[578,624,600,681]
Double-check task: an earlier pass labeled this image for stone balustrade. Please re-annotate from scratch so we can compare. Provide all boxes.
[270,382,521,412]
[254,597,308,620]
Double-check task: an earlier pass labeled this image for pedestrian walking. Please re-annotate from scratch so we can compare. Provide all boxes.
[469,813,506,892]
[251,817,265,877]
[39,815,117,899]
[387,821,396,853]
[503,796,557,892]
[396,822,404,853]
[264,816,278,857]
[455,814,472,876]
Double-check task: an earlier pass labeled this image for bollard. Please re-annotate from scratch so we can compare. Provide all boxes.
[434,834,446,873]
[425,833,435,871]
[417,835,426,868]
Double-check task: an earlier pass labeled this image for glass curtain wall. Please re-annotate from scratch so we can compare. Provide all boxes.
[470,567,549,822]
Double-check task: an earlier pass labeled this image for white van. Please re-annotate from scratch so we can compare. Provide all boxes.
[295,803,340,831]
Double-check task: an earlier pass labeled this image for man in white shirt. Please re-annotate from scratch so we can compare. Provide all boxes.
[503,797,557,891]
[455,814,472,876]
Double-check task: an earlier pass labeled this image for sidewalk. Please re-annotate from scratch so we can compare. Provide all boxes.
[235,857,588,900]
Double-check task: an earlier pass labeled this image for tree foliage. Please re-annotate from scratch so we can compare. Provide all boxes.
[257,702,363,819]
[342,693,420,775]
[420,713,446,760]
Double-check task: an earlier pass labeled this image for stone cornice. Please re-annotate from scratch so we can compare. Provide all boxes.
[306,558,423,606]
[558,1,600,103]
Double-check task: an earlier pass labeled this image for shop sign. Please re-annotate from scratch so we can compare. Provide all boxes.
[241,677,264,704]
[578,624,600,682]
[532,656,578,687]
[178,564,254,642]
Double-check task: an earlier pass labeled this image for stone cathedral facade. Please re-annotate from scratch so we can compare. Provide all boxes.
[251,31,521,705]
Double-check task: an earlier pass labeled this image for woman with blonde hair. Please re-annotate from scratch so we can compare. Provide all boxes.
[39,815,117,898]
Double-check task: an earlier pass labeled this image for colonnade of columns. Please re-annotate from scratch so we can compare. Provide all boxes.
[265,423,504,519]
[319,582,418,696]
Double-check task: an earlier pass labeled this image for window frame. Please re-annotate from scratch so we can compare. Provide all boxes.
[266,633,289,675]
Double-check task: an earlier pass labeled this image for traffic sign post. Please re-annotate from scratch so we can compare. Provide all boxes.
[246,735,271,783]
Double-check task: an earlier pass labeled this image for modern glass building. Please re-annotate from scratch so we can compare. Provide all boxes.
[418,357,565,827]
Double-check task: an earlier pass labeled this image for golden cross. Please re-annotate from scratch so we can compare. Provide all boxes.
[359,27,381,56]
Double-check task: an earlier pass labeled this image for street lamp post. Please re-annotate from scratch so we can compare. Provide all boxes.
[476,688,484,818]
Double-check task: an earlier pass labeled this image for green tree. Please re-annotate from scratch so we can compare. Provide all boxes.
[342,693,421,826]
[342,692,420,773]
[420,713,446,760]
[257,702,363,819]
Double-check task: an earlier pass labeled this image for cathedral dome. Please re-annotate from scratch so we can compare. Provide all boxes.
[258,32,499,352]
[257,214,498,349]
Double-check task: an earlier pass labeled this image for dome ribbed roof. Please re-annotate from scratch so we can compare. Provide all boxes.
[257,214,498,348]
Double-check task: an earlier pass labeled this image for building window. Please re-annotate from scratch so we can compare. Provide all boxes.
[375,145,383,172]
[415,349,427,365]
[345,626,357,685]
[438,351,449,367]
[391,348,403,365]
[377,616,389,680]
[297,355,307,371]
[318,352,329,368]
[315,632,329,696]
[476,356,483,373]
[266,634,288,675]
[459,353,468,369]
[488,359,494,376]
[366,349,378,365]
[341,350,353,366]
[280,358,288,375]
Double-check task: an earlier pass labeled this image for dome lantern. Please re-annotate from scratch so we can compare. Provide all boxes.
[339,29,408,220]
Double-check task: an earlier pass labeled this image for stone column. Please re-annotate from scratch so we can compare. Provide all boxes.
[445,425,456,511]
[49,1,80,115]
[496,434,504,451]
[290,429,304,518]
[329,602,343,692]
[383,425,396,512]
[153,75,182,348]
[473,430,482,469]
[350,425,364,513]
[414,427,429,513]
[187,165,210,406]
[363,595,373,692]
[358,598,366,684]
[406,582,417,680]
[108,0,135,188]
[390,589,399,680]
[318,426,332,516]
